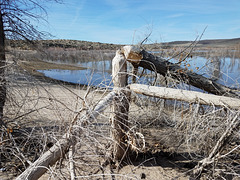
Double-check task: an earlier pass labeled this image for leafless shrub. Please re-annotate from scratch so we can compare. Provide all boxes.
[1,44,240,180]
[9,46,115,65]
[1,54,115,179]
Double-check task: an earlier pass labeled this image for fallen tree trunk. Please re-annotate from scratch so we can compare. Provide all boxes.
[16,92,116,180]
[124,47,240,99]
[130,84,240,109]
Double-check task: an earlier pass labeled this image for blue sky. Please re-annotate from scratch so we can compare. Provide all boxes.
[43,0,240,44]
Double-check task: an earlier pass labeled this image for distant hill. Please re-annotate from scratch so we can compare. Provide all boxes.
[162,38,240,47]
[8,39,122,50]
[7,37,240,50]
[39,39,122,50]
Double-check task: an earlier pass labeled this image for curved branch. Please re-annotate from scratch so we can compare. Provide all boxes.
[138,49,240,98]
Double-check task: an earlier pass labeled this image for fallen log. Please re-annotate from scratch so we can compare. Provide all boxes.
[122,46,240,99]
[16,91,116,180]
[129,84,240,109]
[140,49,240,98]
[16,134,71,180]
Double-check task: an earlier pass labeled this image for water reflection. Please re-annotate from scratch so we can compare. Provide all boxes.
[80,60,112,71]
[39,56,240,88]
[38,68,113,88]
[170,56,240,88]
[206,56,240,88]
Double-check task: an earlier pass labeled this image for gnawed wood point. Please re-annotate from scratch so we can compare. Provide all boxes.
[122,45,142,64]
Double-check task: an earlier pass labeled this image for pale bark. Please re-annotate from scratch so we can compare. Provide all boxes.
[140,49,240,98]
[111,50,130,161]
[88,91,116,120]
[69,145,76,180]
[129,84,240,109]
[193,112,240,176]
[16,92,115,180]
[16,134,71,180]
[122,46,240,99]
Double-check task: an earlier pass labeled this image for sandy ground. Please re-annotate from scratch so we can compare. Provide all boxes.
[1,73,191,180]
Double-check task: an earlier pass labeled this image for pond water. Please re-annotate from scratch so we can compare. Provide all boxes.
[38,68,113,88]
[170,56,240,88]
[38,55,240,89]
[38,60,113,88]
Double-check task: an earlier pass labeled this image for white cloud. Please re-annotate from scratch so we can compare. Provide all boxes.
[70,0,86,27]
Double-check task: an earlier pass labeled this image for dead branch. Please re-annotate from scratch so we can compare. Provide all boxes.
[129,84,240,109]
[16,91,115,180]
[15,133,71,180]
[69,144,76,180]
[123,46,240,98]
[193,112,240,176]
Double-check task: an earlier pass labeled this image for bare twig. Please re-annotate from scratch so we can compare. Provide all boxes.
[193,112,240,176]
[69,144,76,180]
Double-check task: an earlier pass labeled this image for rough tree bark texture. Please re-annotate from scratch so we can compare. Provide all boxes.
[130,84,240,109]
[111,50,130,161]
[0,11,6,126]
[137,49,240,98]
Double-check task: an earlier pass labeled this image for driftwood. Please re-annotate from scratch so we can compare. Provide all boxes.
[111,50,130,161]
[16,46,239,179]
[16,134,71,180]
[130,84,240,109]
[123,46,240,99]
[16,92,116,180]
[16,49,131,179]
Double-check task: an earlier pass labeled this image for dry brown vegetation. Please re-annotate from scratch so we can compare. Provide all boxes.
[0,41,240,180]
[7,39,122,50]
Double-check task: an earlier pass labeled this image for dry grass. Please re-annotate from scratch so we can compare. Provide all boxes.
[0,47,240,180]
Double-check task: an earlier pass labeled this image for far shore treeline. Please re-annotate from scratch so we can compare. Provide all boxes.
[6,37,240,51]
